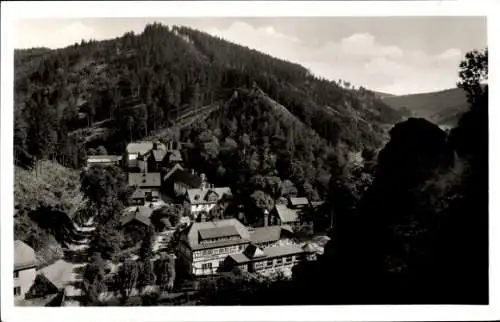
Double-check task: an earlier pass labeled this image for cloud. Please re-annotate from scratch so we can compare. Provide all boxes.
[204,22,464,95]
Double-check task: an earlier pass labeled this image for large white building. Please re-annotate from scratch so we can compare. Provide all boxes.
[177,219,314,276]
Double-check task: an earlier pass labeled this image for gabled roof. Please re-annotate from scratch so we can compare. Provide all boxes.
[166,169,202,189]
[187,187,232,205]
[128,172,162,187]
[249,226,282,245]
[163,164,184,181]
[275,204,299,223]
[180,219,250,251]
[150,149,167,162]
[289,197,309,206]
[131,189,146,199]
[14,240,36,271]
[38,260,74,289]
[243,244,266,259]
[120,212,151,227]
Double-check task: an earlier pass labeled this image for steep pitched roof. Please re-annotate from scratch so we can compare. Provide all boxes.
[249,226,282,244]
[275,204,299,223]
[14,240,36,271]
[180,219,250,251]
[243,244,266,259]
[151,149,167,162]
[120,211,151,227]
[289,197,309,207]
[163,164,184,181]
[186,187,232,205]
[128,172,162,187]
[38,260,74,289]
[166,169,202,189]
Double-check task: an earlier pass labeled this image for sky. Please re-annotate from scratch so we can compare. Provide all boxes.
[14,17,487,95]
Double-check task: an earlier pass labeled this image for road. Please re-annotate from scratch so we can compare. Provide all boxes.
[40,219,95,306]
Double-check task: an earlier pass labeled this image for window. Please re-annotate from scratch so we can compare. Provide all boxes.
[219,260,225,267]
[202,262,212,270]
[14,287,21,296]
[285,256,292,263]
[14,271,19,278]
[276,258,283,265]
[266,260,274,267]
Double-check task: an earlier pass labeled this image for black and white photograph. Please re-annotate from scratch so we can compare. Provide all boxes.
[1,1,498,321]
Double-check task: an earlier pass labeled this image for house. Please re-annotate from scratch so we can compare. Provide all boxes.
[185,178,232,218]
[289,197,309,209]
[273,204,301,231]
[223,243,311,274]
[177,218,312,277]
[121,206,154,226]
[164,167,202,198]
[130,189,146,206]
[14,240,37,301]
[86,155,122,168]
[177,219,251,276]
[128,172,162,202]
[125,141,167,169]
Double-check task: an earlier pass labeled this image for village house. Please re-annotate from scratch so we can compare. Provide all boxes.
[271,197,315,232]
[86,155,122,168]
[129,189,146,206]
[163,165,202,199]
[185,175,232,219]
[14,240,37,301]
[128,172,162,202]
[120,206,154,245]
[125,140,183,172]
[125,141,167,170]
[177,219,314,277]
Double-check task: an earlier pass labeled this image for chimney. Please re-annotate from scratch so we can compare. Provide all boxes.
[264,210,269,227]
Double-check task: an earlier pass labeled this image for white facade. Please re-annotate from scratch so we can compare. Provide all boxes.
[178,242,247,276]
[190,203,217,215]
[14,267,36,300]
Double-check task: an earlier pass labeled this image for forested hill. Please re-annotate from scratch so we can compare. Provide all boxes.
[382,87,470,127]
[14,22,402,170]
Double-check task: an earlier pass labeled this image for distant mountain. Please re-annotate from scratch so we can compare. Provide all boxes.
[372,91,396,100]
[382,87,469,127]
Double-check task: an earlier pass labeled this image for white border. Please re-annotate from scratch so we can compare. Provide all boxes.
[1,1,499,322]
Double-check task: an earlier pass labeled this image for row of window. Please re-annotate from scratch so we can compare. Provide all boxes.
[201,236,240,244]
[262,256,294,268]
[14,286,21,296]
[194,245,243,258]
[200,260,225,270]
